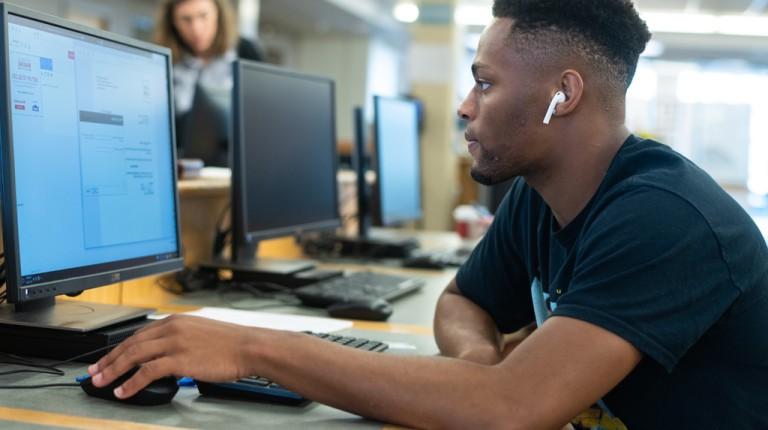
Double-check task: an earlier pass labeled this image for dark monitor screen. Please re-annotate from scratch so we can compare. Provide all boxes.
[232,61,340,243]
[0,6,182,305]
[373,96,422,226]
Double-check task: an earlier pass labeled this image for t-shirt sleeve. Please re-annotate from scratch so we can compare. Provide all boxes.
[456,180,536,333]
[552,186,740,371]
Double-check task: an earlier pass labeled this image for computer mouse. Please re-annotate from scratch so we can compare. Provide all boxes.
[326,299,393,321]
[80,366,179,406]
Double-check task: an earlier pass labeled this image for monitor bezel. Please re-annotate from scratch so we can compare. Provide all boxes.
[372,95,423,226]
[0,3,184,304]
[231,60,341,247]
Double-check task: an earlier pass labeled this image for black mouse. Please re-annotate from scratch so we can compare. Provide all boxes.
[326,298,393,321]
[80,366,179,406]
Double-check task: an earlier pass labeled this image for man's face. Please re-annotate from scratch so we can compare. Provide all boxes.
[173,0,219,57]
[458,18,547,185]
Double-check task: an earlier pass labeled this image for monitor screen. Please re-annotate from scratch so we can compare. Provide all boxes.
[1,10,181,304]
[374,96,422,226]
[232,61,340,243]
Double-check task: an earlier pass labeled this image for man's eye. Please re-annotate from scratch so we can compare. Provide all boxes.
[476,81,491,91]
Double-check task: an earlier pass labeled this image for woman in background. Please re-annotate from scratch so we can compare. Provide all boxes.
[155,0,262,166]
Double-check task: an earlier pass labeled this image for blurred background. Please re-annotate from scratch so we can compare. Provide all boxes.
[19,0,768,236]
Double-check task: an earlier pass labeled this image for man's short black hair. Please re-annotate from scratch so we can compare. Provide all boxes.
[492,0,651,92]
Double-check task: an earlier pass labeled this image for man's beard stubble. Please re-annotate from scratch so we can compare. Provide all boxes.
[469,147,511,186]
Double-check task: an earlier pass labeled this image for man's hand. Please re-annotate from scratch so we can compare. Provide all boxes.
[88,315,259,399]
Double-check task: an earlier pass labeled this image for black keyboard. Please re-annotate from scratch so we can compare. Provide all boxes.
[196,331,387,405]
[292,271,425,308]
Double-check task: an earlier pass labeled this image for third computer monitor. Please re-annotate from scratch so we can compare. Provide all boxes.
[372,95,423,226]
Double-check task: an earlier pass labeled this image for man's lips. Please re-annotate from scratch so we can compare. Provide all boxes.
[465,132,479,154]
[467,140,480,155]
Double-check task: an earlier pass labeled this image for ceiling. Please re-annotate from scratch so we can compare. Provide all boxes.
[454,0,768,65]
[258,0,403,38]
[257,0,768,65]
[455,0,768,15]
[633,0,767,14]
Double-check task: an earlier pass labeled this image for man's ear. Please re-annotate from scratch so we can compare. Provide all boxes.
[551,69,584,118]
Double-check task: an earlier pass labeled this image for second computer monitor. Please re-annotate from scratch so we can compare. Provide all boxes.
[373,96,423,226]
[230,60,340,262]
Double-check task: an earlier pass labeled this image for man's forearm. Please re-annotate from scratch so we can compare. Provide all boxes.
[433,280,503,364]
[251,330,522,430]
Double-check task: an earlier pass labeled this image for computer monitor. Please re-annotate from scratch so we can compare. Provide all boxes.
[300,97,421,259]
[0,4,183,340]
[205,60,340,282]
[371,95,423,226]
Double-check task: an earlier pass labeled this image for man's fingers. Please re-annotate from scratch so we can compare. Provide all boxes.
[89,317,177,376]
[114,357,176,399]
[91,338,174,388]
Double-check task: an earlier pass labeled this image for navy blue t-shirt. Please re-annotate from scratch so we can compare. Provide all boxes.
[456,135,768,428]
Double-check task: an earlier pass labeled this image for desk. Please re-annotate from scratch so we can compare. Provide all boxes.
[0,331,438,430]
[0,230,460,429]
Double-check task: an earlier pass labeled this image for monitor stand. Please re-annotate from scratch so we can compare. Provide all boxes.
[200,241,340,288]
[304,233,419,259]
[0,298,154,362]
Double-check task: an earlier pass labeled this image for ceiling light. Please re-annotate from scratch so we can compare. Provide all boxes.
[394,2,420,24]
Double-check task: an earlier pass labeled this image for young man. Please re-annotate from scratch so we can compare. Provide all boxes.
[90,0,768,428]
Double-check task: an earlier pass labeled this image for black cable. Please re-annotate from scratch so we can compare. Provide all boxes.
[0,383,79,389]
[0,368,63,377]
[0,343,118,389]
[0,250,5,304]
[212,203,231,258]
[47,344,116,368]
[0,356,65,376]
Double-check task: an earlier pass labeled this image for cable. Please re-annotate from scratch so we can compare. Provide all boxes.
[0,383,79,389]
[0,343,118,389]
[0,250,5,304]
[0,357,65,377]
[47,344,116,368]
[212,203,231,258]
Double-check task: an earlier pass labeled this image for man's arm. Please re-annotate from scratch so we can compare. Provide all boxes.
[434,278,537,364]
[434,278,505,364]
[89,314,641,430]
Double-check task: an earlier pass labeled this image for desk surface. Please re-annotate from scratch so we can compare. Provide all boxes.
[0,329,437,430]
[0,230,460,429]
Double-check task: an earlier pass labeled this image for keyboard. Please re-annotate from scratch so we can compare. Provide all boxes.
[196,331,387,405]
[401,249,471,270]
[292,271,425,308]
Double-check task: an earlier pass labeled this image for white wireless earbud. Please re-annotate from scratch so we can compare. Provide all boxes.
[542,91,566,125]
